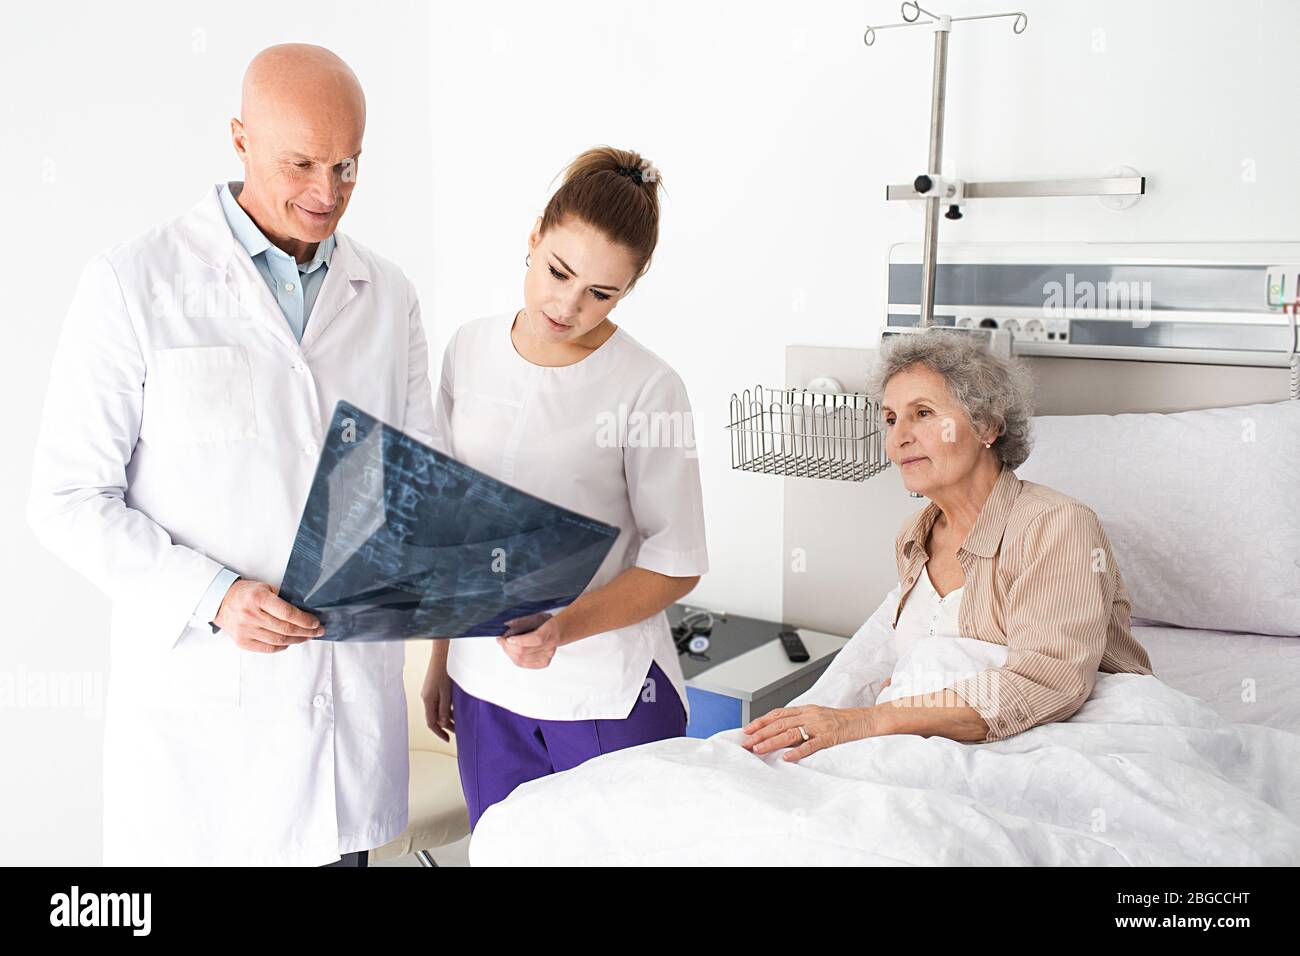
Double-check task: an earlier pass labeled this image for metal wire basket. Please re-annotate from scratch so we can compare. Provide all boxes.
[726,385,891,482]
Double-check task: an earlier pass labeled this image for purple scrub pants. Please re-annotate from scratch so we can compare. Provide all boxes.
[451,660,686,830]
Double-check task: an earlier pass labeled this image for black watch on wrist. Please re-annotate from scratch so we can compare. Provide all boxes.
[209,575,242,633]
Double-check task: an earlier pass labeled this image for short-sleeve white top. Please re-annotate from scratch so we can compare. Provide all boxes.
[437,312,709,720]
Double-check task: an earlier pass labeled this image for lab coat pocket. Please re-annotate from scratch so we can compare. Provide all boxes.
[171,624,241,706]
[148,345,259,443]
[119,623,242,710]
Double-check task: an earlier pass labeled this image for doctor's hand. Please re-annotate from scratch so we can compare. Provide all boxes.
[213,580,324,653]
[739,704,885,763]
[496,612,561,669]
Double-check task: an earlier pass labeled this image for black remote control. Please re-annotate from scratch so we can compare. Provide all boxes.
[777,629,810,663]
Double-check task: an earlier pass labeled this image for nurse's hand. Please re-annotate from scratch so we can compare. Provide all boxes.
[421,641,455,741]
[739,704,884,762]
[213,580,324,653]
[497,612,561,669]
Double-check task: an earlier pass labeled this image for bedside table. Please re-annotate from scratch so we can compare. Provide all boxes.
[666,604,849,738]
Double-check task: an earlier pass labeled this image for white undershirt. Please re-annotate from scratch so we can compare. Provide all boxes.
[878,564,1008,706]
[893,564,964,659]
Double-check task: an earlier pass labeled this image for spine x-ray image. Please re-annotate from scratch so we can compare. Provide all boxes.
[279,401,620,641]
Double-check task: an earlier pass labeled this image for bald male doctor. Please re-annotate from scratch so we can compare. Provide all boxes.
[27,45,433,866]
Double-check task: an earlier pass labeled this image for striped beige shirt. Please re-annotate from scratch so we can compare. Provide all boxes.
[893,466,1153,743]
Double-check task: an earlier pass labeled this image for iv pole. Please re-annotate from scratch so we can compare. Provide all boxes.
[865,3,1147,329]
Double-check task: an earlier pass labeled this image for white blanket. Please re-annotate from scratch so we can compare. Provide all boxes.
[469,617,1300,865]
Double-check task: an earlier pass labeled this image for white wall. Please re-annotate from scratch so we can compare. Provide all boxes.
[426,0,1300,632]
[3,0,1297,864]
[0,0,433,864]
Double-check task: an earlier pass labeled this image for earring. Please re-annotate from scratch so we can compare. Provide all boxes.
[525,254,531,267]
[983,442,992,448]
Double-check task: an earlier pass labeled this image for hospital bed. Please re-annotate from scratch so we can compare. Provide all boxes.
[466,242,1300,866]
[1133,626,1300,736]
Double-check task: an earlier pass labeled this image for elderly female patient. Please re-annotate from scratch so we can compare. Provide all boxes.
[743,333,1153,760]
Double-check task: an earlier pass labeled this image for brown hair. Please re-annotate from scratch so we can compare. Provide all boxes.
[539,145,663,293]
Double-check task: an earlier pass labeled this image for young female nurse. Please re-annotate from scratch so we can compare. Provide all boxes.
[421,146,709,830]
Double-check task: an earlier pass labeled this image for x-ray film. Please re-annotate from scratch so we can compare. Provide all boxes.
[278,401,620,641]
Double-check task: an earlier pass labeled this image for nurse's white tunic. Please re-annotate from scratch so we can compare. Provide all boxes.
[438,312,709,721]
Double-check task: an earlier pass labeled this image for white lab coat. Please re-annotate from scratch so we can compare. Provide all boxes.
[27,184,436,866]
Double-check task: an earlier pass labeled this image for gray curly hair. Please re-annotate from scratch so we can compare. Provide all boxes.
[866,332,1036,470]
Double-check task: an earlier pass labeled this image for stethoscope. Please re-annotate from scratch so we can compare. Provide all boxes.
[672,608,719,659]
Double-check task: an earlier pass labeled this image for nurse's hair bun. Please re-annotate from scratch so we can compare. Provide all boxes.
[614,159,660,184]
[540,146,664,293]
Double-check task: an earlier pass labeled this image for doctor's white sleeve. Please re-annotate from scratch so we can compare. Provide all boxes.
[26,255,228,651]
[624,368,710,578]
[192,567,240,630]
[402,278,438,450]
[430,322,459,455]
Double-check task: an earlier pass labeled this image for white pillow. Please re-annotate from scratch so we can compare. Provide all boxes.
[1016,400,1300,637]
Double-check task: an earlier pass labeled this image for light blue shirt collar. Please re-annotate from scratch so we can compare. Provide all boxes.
[219,181,334,273]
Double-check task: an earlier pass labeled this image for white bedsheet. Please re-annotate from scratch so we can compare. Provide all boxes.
[1133,624,1300,733]
[470,617,1300,866]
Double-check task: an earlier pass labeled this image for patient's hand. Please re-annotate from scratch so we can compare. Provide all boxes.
[741,704,886,763]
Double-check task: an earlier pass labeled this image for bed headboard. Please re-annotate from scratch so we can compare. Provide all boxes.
[780,241,1298,636]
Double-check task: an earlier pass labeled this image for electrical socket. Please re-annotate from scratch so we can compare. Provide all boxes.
[1044,318,1071,342]
[935,315,1070,343]
[1267,265,1300,308]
